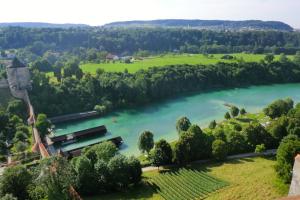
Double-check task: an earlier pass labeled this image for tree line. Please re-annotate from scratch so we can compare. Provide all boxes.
[29,55,300,117]
[1,27,300,63]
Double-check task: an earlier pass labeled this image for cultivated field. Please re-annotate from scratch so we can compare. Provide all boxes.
[86,156,288,200]
[150,168,228,200]
[80,53,288,73]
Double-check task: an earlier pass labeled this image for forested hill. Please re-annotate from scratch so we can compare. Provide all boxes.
[104,19,293,31]
[0,22,89,28]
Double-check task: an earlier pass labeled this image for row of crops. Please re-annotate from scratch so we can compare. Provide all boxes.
[150,168,229,200]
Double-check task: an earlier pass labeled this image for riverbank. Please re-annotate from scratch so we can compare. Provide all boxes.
[53,83,300,156]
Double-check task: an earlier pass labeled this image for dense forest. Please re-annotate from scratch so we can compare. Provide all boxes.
[104,19,293,31]
[29,56,300,117]
[1,27,300,64]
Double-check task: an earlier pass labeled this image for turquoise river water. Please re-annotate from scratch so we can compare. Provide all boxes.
[54,83,300,156]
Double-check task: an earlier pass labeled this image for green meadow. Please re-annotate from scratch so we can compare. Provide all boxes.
[80,53,288,74]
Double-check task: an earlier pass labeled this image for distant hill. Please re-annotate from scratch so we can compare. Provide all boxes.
[104,19,293,31]
[0,22,89,28]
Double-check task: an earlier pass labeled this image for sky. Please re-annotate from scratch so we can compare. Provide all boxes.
[0,0,299,28]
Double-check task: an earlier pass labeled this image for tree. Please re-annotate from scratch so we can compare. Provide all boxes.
[279,53,289,63]
[224,112,231,120]
[213,129,226,141]
[35,114,51,138]
[174,134,192,165]
[72,156,97,195]
[242,123,272,149]
[31,59,52,72]
[0,194,17,200]
[209,120,217,129]
[267,116,289,142]
[138,131,154,154]
[15,141,28,152]
[227,130,249,154]
[176,117,191,133]
[263,98,294,119]
[187,124,211,159]
[108,155,130,189]
[127,156,142,184]
[6,100,26,118]
[0,165,32,199]
[94,159,109,191]
[275,135,300,183]
[151,139,173,168]
[230,106,239,118]
[0,111,9,130]
[264,54,274,63]
[212,139,228,161]
[240,108,246,115]
[38,156,76,200]
[294,51,300,65]
[83,141,117,164]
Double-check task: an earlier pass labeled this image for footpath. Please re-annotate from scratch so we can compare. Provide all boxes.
[142,149,276,172]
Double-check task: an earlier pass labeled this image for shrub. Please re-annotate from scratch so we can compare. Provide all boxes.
[255,144,266,153]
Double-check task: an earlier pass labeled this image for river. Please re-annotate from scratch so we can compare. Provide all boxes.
[54,83,300,155]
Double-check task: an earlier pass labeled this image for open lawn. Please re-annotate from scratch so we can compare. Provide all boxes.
[85,156,289,200]
[80,53,289,74]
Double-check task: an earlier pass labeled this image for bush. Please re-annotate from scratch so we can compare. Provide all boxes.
[94,105,108,115]
[255,144,266,153]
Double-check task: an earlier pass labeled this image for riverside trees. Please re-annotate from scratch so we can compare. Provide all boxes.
[29,60,300,117]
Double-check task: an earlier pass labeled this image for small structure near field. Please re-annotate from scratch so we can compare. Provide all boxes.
[46,124,123,158]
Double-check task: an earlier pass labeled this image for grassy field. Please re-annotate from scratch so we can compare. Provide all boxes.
[80,53,288,74]
[85,156,289,200]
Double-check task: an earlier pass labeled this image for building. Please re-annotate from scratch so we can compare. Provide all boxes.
[46,124,123,158]
[106,53,119,61]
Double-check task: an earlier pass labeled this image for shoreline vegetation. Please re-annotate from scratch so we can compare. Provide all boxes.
[30,53,300,118]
